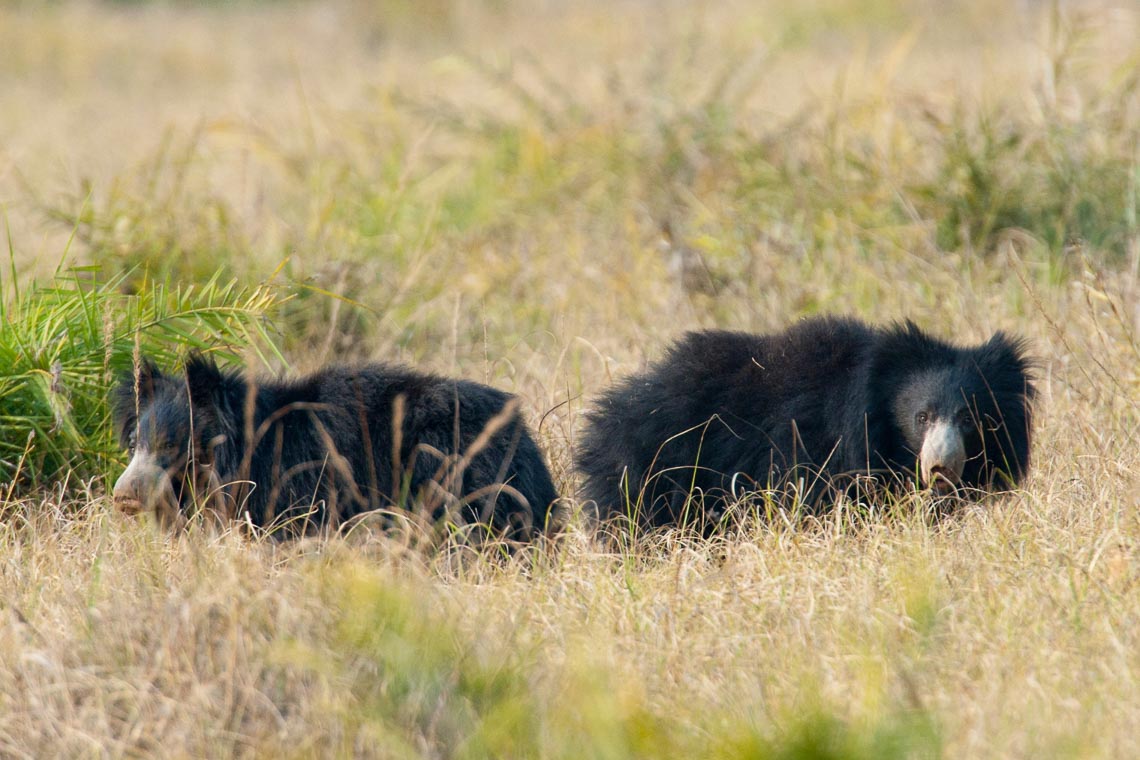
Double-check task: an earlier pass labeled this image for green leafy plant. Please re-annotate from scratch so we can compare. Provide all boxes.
[0,255,287,492]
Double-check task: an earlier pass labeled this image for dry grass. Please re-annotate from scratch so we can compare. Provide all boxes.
[1,0,1138,756]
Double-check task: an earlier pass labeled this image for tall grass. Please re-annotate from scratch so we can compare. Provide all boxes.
[0,0,1138,757]
[42,3,1138,369]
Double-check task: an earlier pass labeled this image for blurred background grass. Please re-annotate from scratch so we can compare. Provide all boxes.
[0,0,1137,756]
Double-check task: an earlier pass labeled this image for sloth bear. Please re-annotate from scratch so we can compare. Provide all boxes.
[111,355,560,541]
[578,316,1035,530]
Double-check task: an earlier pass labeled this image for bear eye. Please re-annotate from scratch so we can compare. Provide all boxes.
[127,431,137,454]
[915,411,928,426]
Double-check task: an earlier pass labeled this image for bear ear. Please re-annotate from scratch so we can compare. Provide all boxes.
[111,357,169,447]
[977,331,1037,399]
[183,352,242,437]
[184,352,224,412]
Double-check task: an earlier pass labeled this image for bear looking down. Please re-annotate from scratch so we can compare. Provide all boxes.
[577,316,1035,530]
[111,355,560,541]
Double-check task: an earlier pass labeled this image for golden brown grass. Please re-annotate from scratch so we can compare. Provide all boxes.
[1,0,1138,756]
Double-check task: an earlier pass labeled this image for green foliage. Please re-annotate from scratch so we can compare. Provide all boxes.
[724,708,941,760]
[0,257,286,491]
[920,104,1139,257]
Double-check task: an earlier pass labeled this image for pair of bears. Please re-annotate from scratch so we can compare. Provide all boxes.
[112,316,1035,539]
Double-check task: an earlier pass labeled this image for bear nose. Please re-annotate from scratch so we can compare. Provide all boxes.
[927,466,959,496]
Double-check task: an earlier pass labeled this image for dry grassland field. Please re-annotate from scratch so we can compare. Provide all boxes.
[1,0,1139,757]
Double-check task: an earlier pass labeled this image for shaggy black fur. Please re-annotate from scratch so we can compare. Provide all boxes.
[111,355,560,540]
[577,316,1035,529]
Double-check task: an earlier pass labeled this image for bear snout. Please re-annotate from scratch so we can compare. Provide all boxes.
[919,421,966,493]
[112,451,178,518]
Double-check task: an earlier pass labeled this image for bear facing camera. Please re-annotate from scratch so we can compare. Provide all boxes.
[577,316,1035,530]
[111,354,560,542]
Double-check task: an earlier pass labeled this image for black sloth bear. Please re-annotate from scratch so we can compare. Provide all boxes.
[578,316,1035,530]
[111,355,560,541]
